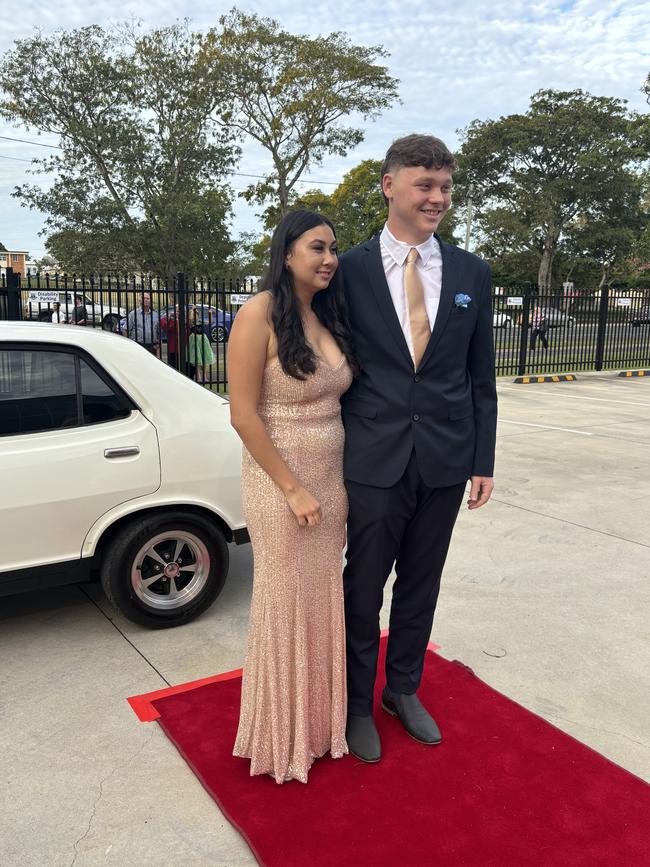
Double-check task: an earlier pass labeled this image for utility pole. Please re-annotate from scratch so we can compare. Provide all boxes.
[464,184,474,251]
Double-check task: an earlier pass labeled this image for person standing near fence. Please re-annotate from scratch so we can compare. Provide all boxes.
[188,310,216,383]
[50,302,66,324]
[126,292,160,357]
[71,295,87,326]
[529,307,549,350]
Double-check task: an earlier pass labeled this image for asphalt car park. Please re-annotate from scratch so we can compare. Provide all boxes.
[1,371,649,866]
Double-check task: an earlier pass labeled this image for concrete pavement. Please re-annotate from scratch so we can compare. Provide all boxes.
[1,371,649,866]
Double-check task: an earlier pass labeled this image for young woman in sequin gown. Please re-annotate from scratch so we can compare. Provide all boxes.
[228,211,359,784]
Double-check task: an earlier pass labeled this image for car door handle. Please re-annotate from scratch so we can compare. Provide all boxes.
[104,447,140,459]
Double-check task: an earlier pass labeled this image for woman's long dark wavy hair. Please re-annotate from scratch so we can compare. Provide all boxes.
[259,210,359,380]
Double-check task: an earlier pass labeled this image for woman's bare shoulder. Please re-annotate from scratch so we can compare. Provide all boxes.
[236,291,273,322]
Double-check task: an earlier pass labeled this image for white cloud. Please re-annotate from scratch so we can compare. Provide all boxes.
[1,0,648,257]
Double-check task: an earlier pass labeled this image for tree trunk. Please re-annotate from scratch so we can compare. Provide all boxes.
[537,227,560,293]
[277,172,289,218]
[597,262,610,292]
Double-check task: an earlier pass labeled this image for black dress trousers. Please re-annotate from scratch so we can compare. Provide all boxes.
[343,450,465,717]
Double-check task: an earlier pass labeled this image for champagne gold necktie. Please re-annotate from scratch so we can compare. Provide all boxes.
[405,247,431,369]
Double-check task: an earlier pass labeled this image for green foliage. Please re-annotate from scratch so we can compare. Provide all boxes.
[212,9,399,220]
[0,23,239,278]
[456,89,650,290]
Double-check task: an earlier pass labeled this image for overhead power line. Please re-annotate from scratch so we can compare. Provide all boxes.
[0,154,34,163]
[0,133,341,186]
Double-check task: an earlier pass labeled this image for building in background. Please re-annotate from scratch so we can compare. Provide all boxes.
[0,242,29,278]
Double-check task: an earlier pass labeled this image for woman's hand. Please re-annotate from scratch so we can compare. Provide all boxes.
[285,487,322,527]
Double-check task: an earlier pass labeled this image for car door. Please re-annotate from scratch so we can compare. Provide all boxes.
[0,343,161,572]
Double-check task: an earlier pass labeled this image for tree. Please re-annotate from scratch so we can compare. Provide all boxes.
[328,160,386,250]
[0,23,239,279]
[564,181,645,290]
[643,72,650,106]
[212,9,399,220]
[456,89,649,290]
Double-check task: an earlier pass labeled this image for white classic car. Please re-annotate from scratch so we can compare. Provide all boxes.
[0,321,247,628]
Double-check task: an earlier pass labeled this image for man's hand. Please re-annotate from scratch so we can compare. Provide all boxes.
[467,476,494,510]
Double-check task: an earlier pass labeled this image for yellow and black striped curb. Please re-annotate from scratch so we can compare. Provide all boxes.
[514,374,577,384]
[618,370,649,377]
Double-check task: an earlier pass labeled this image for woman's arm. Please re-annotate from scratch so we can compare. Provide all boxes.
[227,295,322,527]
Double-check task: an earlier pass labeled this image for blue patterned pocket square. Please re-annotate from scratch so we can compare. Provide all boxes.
[454,293,471,308]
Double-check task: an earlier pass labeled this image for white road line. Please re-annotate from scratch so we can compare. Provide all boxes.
[498,419,593,435]
[535,393,650,408]
[498,387,650,408]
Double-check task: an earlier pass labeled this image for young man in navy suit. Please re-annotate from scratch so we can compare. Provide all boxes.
[340,134,497,761]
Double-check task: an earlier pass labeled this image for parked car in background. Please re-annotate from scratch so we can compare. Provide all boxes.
[23,291,125,332]
[632,305,650,326]
[539,307,576,327]
[493,312,513,328]
[0,321,248,628]
[159,304,233,344]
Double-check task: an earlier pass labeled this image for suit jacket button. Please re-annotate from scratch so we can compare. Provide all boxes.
[412,413,420,421]
[414,375,420,382]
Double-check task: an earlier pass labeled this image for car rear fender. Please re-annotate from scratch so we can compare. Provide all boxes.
[81,495,246,559]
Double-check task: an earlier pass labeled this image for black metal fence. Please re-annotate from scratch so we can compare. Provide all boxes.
[2,270,650,383]
[493,284,650,376]
[1,269,258,391]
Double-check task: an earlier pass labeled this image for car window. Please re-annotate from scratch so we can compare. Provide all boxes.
[80,359,131,425]
[0,348,78,436]
[0,347,133,436]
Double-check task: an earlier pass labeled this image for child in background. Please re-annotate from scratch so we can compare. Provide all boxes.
[188,307,216,383]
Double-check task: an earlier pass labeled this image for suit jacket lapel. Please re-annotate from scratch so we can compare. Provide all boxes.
[418,238,457,372]
[362,235,412,367]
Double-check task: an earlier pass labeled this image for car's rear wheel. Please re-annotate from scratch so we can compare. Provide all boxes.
[100,512,229,628]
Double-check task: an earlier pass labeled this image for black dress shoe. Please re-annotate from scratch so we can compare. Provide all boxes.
[346,714,381,762]
[381,687,442,745]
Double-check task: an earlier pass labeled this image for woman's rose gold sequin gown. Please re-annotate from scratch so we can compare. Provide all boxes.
[233,356,352,784]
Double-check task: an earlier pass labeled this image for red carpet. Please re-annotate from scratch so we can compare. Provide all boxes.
[144,640,649,866]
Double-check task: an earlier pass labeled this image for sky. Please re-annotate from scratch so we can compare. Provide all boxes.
[0,0,648,261]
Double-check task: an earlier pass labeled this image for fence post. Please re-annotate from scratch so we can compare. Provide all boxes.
[177,272,187,376]
[594,284,609,371]
[6,267,22,321]
[516,283,532,376]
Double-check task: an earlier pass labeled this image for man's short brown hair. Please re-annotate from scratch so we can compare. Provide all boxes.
[380,134,457,202]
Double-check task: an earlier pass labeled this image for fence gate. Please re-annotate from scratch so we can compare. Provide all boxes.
[0,267,22,322]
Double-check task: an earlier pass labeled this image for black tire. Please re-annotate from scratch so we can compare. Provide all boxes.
[211,325,227,343]
[102,314,120,332]
[100,511,229,628]
[38,310,52,322]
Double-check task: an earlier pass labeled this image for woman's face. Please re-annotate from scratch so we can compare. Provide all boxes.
[286,224,338,294]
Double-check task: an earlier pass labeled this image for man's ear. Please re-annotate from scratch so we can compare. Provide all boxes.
[382,172,393,201]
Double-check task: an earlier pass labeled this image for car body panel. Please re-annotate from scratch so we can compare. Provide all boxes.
[539,307,575,327]
[1,410,161,571]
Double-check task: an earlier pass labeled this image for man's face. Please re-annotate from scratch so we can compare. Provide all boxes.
[383,165,453,244]
[143,293,151,310]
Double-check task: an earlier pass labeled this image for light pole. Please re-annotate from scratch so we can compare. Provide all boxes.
[464,184,474,251]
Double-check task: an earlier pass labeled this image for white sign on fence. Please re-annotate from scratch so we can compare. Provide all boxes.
[229,294,253,306]
[506,297,524,307]
[616,297,631,307]
[28,290,58,304]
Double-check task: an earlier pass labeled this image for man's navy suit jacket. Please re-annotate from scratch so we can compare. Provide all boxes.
[340,233,497,489]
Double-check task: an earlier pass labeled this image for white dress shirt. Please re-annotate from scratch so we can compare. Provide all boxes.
[380,225,443,362]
